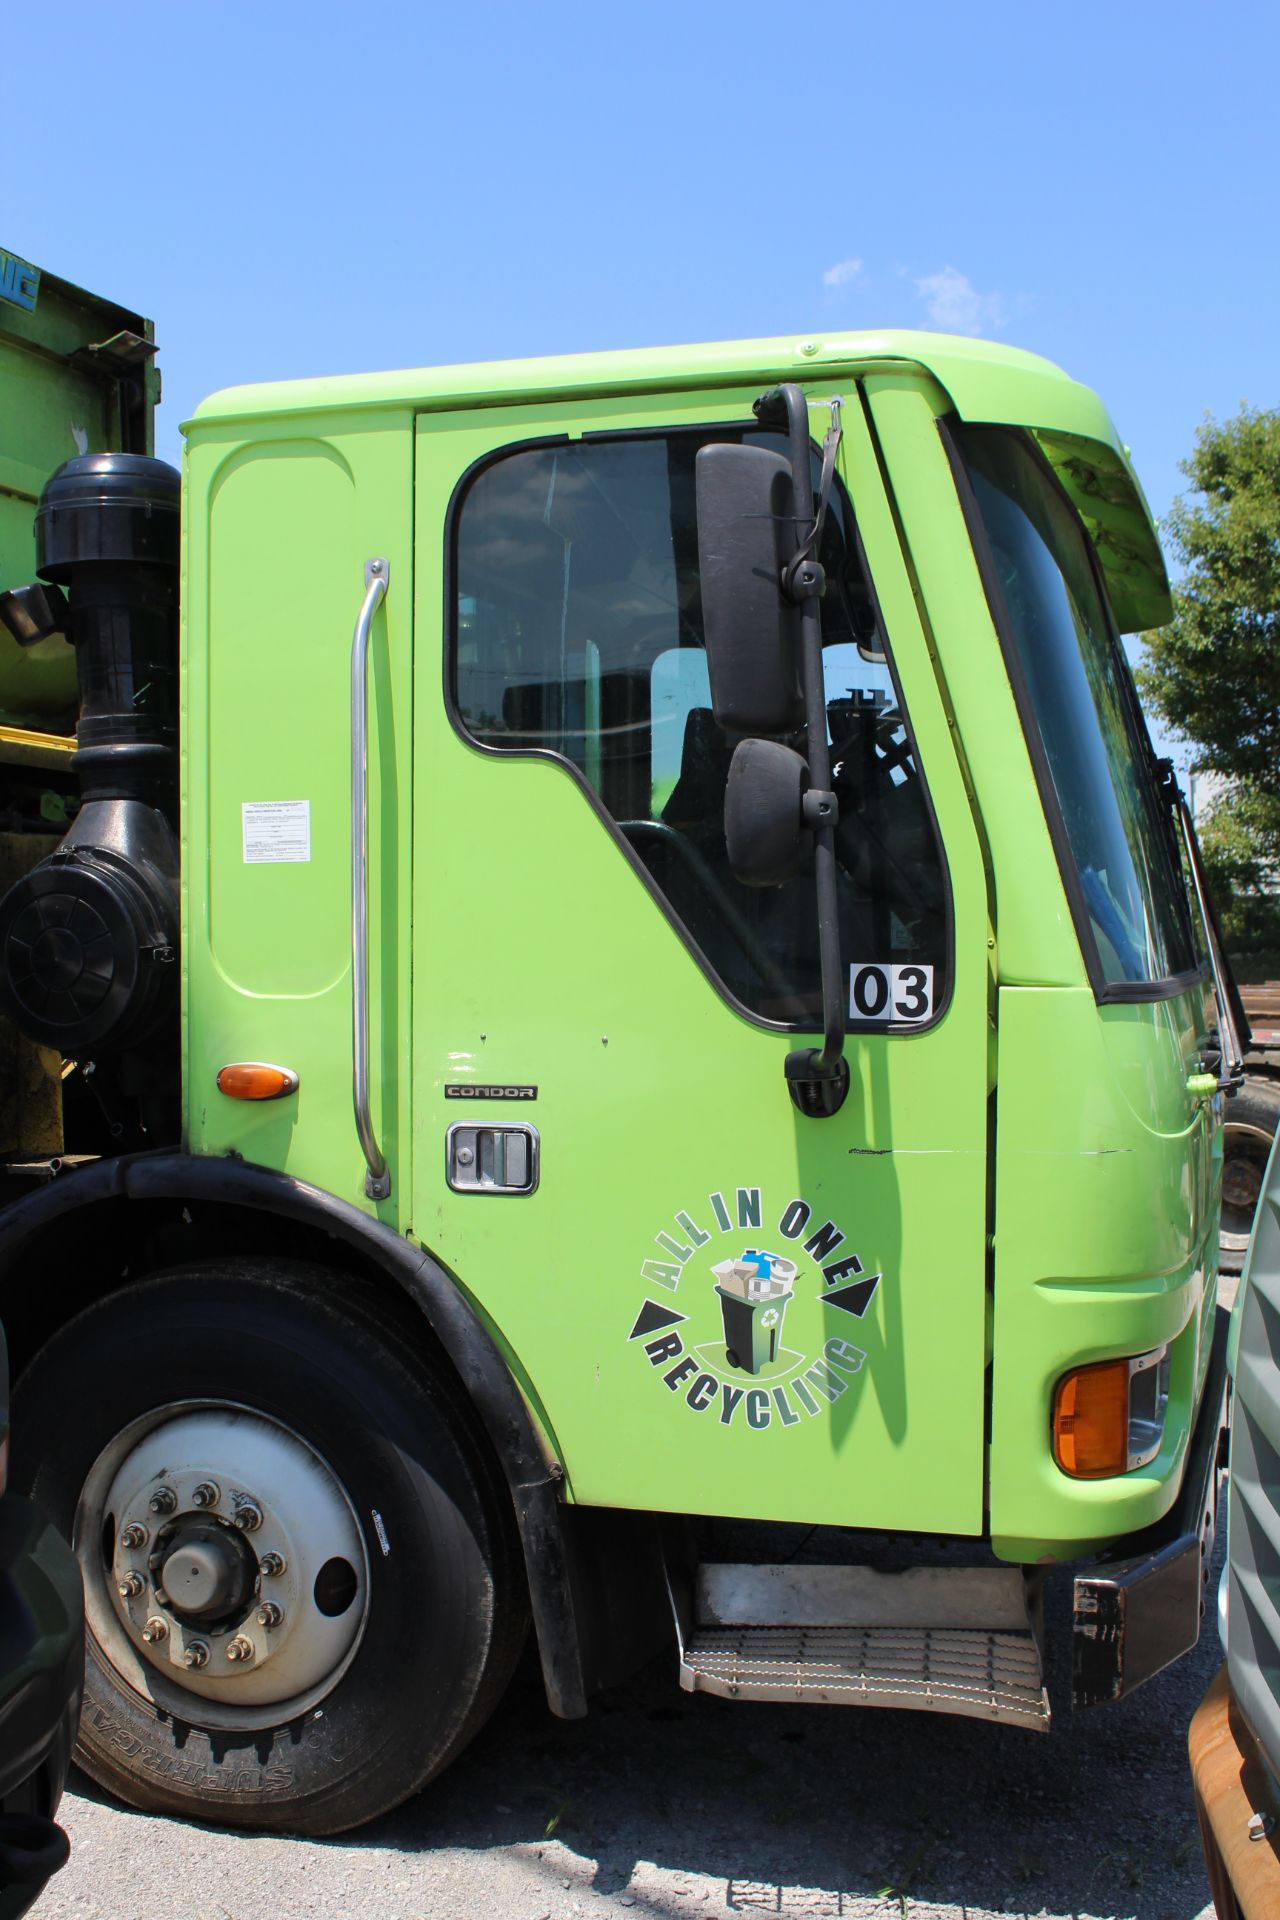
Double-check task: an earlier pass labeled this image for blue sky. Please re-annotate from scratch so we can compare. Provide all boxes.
[7,0,1275,766]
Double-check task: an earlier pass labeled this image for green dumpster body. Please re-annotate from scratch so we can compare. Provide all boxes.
[0,248,158,725]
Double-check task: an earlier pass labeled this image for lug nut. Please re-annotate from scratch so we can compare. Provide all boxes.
[256,1602,283,1629]
[120,1523,149,1549]
[148,1485,177,1516]
[191,1481,220,1508]
[225,1635,255,1663]
[117,1571,146,1599]
[259,1552,286,1577]
[182,1641,210,1670]
[141,1617,169,1644]
[232,1501,263,1532]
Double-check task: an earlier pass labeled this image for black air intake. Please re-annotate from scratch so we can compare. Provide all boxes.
[0,453,181,1056]
[36,452,180,807]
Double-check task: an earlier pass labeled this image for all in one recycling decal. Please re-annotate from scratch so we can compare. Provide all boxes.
[628,1186,880,1433]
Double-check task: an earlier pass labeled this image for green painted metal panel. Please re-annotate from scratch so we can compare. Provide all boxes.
[0,252,157,724]
[182,412,414,1218]
[406,386,992,1532]
[863,376,1221,1559]
[988,983,1217,1561]
[190,327,1168,633]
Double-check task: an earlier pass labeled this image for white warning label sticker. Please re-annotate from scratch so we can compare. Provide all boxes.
[242,800,311,865]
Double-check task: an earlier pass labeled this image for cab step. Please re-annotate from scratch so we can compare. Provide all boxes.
[671,1563,1050,1730]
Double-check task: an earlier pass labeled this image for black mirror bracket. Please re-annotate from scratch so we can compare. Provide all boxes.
[783,557,826,603]
[785,1048,851,1119]
[801,788,837,829]
[765,383,850,1119]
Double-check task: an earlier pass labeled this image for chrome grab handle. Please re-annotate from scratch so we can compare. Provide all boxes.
[351,558,391,1199]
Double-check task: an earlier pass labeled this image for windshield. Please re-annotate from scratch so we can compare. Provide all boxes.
[956,426,1198,993]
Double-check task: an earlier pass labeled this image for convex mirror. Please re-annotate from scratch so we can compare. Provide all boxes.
[724,738,813,887]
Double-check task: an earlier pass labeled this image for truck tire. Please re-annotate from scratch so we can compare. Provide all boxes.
[9,1258,528,1835]
[1221,1078,1280,1275]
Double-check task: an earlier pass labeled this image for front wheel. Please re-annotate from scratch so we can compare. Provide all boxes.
[12,1259,527,1835]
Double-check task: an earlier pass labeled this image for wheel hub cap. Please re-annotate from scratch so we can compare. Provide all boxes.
[154,1519,256,1627]
[82,1404,369,1723]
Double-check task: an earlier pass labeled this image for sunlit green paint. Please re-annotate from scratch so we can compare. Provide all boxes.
[988,984,1217,1559]
[181,331,1214,1564]
[188,329,1170,635]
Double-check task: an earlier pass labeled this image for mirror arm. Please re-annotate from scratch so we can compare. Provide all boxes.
[1175,794,1248,1087]
[760,382,850,1117]
[1155,756,1252,1070]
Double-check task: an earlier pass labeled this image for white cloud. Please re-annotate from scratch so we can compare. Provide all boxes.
[822,256,863,289]
[914,265,1005,335]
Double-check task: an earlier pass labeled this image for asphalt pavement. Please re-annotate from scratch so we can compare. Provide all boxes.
[37,1551,1221,1920]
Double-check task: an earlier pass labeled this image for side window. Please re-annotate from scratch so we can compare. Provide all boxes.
[451,427,951,1030]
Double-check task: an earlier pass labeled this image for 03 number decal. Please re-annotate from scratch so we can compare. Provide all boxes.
[848,962,935,1023]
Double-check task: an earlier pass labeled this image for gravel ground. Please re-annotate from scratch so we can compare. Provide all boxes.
[37,1553,1221,1920]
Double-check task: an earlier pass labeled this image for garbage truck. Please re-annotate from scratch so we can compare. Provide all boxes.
[0,247,1241,1834]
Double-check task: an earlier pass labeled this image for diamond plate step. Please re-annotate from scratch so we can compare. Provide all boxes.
[670,1563,1051,1729]
[680,1623,1050,1727]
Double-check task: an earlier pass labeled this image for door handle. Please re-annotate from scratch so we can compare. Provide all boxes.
[351,557,390,1200]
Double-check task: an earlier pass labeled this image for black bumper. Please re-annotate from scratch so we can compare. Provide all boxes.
[0,1494,82,1816]
[1071,1304,1228,1710]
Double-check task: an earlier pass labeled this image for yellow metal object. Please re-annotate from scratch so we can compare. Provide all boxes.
[0,722,75,771]
[1190,1665,1280,1919]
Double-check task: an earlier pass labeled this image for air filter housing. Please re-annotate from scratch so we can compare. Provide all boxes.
[0,453,181,1057]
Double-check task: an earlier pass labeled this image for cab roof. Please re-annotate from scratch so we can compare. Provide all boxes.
[187,329,1171,632]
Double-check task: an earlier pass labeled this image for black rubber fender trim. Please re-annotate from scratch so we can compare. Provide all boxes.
[0,1150,589,1720]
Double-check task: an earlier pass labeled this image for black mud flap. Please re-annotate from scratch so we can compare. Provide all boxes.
[1072,1307,1228,1709]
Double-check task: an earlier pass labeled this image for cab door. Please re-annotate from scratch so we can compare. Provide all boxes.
[410,382,994,1536]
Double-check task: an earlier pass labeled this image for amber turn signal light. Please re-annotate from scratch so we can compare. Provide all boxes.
[1052,1346,1170,1478]
[216,1063,299,1102]
[1053,1360,1130,1477]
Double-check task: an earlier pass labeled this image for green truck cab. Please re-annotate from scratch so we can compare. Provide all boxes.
[0,261,1241,1835]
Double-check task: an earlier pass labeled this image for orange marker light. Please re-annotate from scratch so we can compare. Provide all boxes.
[1053,1359,1131,1478]
[216,1063,299,1102]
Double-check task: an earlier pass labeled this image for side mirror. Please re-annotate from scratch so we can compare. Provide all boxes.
[695,444,803,735]
[724,738,812,887]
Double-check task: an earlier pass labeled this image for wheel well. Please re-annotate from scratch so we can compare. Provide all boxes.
[1,1192,447,1389]
[0,1152,598,1720]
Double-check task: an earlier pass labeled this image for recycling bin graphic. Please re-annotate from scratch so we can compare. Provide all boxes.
[712,1250,797,1375]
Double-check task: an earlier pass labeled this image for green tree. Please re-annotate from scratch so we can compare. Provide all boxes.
[1138,405,1280,953]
